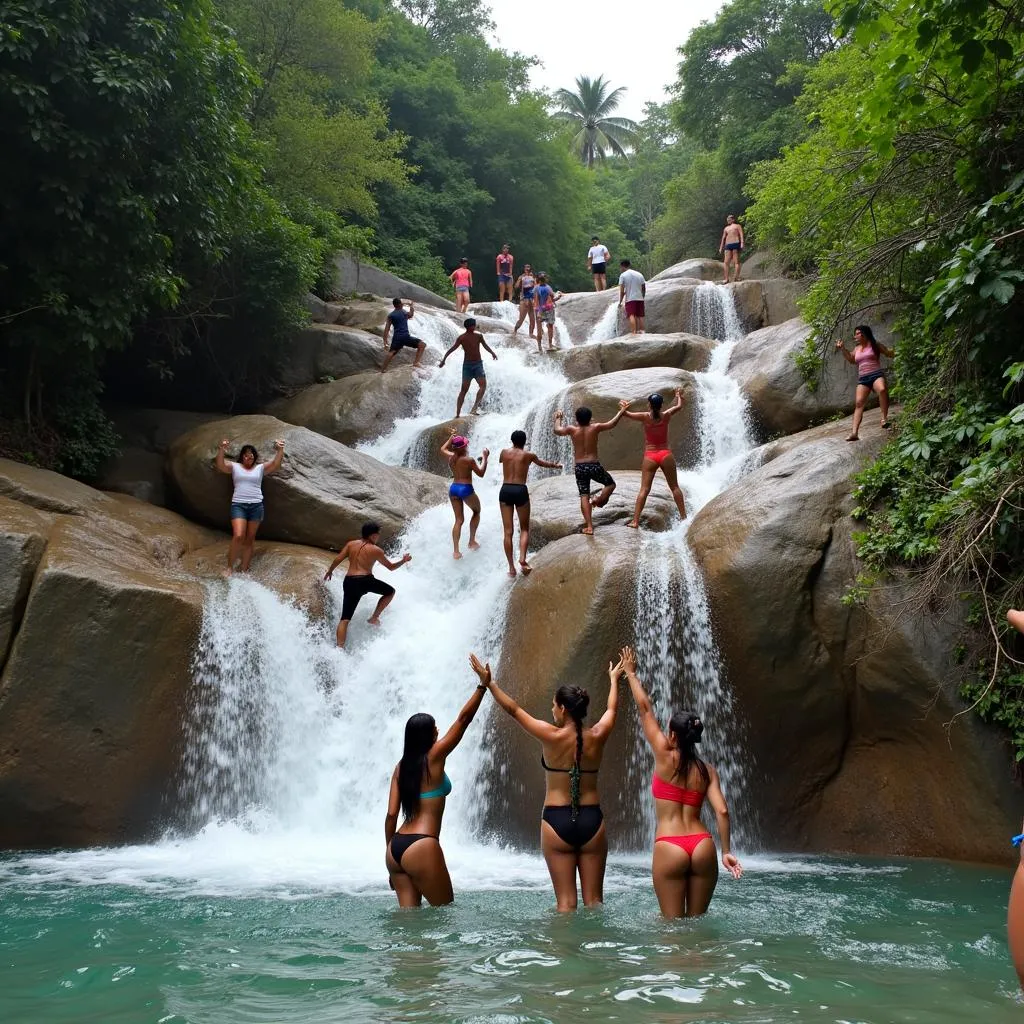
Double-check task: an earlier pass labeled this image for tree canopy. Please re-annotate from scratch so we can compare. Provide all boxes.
[553,75,639,168]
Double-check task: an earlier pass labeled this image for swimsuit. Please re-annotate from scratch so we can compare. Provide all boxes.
[854,345,885,387]
[643,417,672,466]
[341,573,395,622]
[389,773,453,869]
[520,275,535,301]
[497,255,513,282]
[452,268,471,293]
[462,359,485,381]
[574,461,614,497]
[650,774,713,857]
[540,756,602,851]
[498,483,530,507]
[449,481,474,500]
[724,242,741,252]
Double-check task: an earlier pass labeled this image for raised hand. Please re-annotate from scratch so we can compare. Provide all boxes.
[402,553,412,564]
[274,439,285,450]
[219,439,229,450]
[620,644,637,675]
[469,653,492,685]
[608,653,625,681]
[618,399,630,410]
[834,339,845,350]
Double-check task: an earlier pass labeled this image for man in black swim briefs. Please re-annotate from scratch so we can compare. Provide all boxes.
[553,404,626,535]
[498,429,562,578]
[323,522,412,647]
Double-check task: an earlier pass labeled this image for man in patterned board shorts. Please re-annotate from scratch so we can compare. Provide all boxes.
[553,404,627,535]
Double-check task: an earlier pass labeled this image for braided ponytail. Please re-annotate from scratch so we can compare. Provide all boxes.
[555,685,590,821]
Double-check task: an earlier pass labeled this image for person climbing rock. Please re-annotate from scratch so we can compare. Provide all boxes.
[618,391,688,527]
[620,645,742,916]
[469,651,621,911]
[495,244,514,303]
[553,404,626,535]
[718,214,744,284]
[587,236,611,291]
[440,431,489,559]
[498,429,562,578]
[513,264,537,338]
[385,684,489,907]
[439,317,498,417]
[617,259,646,335]
[533,273,559,352]
[450,258,473,313]
[323,522,411,647]
[381,298,426,372]
[835,324,895,440]
[214,437,285,575]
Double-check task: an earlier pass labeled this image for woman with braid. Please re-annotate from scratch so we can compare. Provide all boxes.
[469,651,622,911]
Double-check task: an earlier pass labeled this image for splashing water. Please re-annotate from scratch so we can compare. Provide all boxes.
[587,298,623,344]
[691,282,744,343]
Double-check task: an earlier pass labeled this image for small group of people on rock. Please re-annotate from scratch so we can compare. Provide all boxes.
[385,647,742,913]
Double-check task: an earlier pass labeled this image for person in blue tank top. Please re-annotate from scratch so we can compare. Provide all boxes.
[532,273,558,353]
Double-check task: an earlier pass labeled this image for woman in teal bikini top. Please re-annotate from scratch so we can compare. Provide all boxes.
[384,679,490,907]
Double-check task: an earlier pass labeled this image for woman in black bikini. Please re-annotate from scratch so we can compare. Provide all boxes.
[384,680,489,907]
[470,651,622,911]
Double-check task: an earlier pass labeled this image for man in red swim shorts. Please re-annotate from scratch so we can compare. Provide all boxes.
[618,259,646,335]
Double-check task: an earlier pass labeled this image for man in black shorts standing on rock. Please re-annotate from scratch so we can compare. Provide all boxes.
[587,236,611,291]
[498,429,562,578]
[323,522,412,647]
[554,404,625,535]
[381,298,426,372]
[439,317,498,417]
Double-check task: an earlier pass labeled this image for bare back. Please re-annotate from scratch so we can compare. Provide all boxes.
[652,752,713,837]
[457,331,485,361]
[500,448,538,484]
[568,424,604,463]
[541,724,607,808]
[344,539,381,577]
[391,749,449,838]
[449,452,476,484]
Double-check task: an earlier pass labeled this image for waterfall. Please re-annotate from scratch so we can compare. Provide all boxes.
[690,281,743,342]
[587,299,622,344]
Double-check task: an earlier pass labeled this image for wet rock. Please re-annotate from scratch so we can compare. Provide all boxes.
[276,324,389,386]
[650,258,724,282]
[96,447,166,505]
[332,253,456,310]
[558,333,714,382]
[0,497,53,668]
[406,417,476,477]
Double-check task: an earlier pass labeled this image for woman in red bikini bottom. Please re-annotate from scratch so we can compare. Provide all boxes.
[619,645,742,916]
[618,391,688,528]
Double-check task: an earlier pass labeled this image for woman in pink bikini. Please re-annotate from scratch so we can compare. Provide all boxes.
[618,391,688,528]
[835,324,895,441]
[619,645,742,917]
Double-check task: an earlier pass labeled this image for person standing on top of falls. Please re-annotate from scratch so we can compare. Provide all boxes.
[587,235,611,291]
[718,214,744,284]
[440,430,489,559]
[380,298,426,373]
[323,522,411,648]
[618,390,688,527]
[834,324,895,441]
[439,317,498,417]
[554,403,626,535]
[617,259,647,335]
[498,429,562,578]
[215,437,285,575]
[495,244,515,303]
[384,680,490,907]
[619,645,742,917]
[512,263,537,338]
[450,257,473,313]
[533,272,559,352]
[468,651,622,911]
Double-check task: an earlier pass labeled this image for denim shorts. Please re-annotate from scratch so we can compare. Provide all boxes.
[230,501,264,522]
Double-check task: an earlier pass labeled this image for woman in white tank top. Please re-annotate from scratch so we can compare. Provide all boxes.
[214,438,286,574]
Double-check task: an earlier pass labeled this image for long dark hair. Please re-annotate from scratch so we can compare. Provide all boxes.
[648,393,664,421]
[855,324,879,357]
[398,713,435,819]
[555,685,590,820]
[669,710,710,789]
[238,444,259,463]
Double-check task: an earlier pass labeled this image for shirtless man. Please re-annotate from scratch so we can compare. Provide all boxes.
[440,431,489,559]
[496,244,514,303]
[439,317,498,417]
[718,214,745,284]
[554,404,626,535]
[498,429,562,577]
[323,522,412,647]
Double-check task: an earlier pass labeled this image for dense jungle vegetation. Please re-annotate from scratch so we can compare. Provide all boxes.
[1,0,1021,751]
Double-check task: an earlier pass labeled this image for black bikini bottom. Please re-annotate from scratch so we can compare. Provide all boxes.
[542,805,604,851]
[389,832,435,869]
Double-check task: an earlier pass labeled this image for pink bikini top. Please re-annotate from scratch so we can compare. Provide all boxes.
[651,775,703,807]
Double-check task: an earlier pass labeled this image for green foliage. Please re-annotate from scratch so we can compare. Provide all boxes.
[552,75,639,168]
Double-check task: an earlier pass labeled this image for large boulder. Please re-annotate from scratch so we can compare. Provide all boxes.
[166,415,445,549]
[276,324,389,387]
[760,278,806,325]
[558,333,714,382]
[267,368,424,446]
[688,418,1021,862]
[528,471,683,545]
[550,368,701,471]
[728,318,860,436]
[650,258,723,282]
[0,496,53,668]
[404,417,475,476]
[332,253,455,310]
[554,290,621,344]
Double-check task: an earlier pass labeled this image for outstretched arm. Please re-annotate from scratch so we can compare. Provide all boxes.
[530,453,562,470]
[553,411,572,437]
[323,542,350,581]
[596,407,626,431]
[706,764,742,878]
[469,654,557,742]
[214,439,233,476]
[262,440,286,476]
[376,548,412,572]
[439,340,460,367]
[481,337,498,360]
[433,681,489,758]
[620,645,671,755]
[879,343,895,359]
[472,449,490,477]
[592,653,624,739]
[835,340,855,364]
[618,399,646,421]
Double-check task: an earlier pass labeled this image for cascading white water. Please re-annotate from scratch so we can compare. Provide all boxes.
[587,298,622,344]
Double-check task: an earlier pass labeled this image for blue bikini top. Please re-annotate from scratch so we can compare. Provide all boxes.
[420,772,452,800]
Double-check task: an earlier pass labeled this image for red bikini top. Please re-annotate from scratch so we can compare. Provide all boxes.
[651,775,703,807]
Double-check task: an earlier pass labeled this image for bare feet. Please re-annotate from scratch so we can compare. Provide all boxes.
[507,568,517,578]
[367,617,381,627]
[519,560,532,576]
[880,420,890,429]
[846,434,859,442]
[454,551,463,560]
[580,526,594,536]
[625,520,639,529]
[223,567,233,578]
[468,540,481,551]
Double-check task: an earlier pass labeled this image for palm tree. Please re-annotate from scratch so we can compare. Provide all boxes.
[553,75,639,168]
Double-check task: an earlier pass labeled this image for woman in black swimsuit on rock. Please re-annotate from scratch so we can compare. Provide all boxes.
[384,679,489,907]
[469,652,622,911]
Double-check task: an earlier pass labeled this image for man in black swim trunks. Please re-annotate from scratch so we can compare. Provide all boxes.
[381,298,427,373]
[587,236,611,292]
[323,522,412,647]
[554,404,626,535]
[439,317,498,417]
[499,429,562,578]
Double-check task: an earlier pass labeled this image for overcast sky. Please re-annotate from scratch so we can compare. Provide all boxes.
[490,1,726,120]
